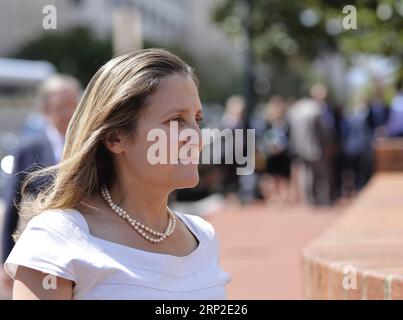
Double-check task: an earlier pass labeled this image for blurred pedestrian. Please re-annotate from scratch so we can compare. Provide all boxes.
[0,75,81,288]
[366,82,390,138]
[219,95,246,204]
[342,96,373,195]
[386,78,403,137]
[287,91,330,205]
[311,83,341,204]
[258,96,292,205]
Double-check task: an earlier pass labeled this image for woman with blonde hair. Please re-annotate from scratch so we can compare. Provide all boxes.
[3,48,231,299]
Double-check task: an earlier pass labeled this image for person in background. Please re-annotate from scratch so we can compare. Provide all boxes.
[386,78,403,137]
[342,95,373,196]
[287,90,328,206]
[0,75,81,289]
[366,82,390,138]
[219,95,246,204]
[310,83,340,205]
[258,96,292,206]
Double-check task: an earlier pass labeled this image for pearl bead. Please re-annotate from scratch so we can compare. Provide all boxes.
[100,185,176,244]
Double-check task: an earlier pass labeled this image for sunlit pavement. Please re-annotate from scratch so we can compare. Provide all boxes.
[207,202,345,300]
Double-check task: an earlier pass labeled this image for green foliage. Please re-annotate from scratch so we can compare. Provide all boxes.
[213,0,335,63]
[12,26,113,86]
[144,41,243,104]
[212,0,403,97]
[213,0,403,60]
[10,28,241,104]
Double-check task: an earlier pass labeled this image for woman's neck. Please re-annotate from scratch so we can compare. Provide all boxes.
[106,179,171,231]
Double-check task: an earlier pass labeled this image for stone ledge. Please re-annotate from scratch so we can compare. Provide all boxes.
[302,173,403,299]
[374,138,403,172]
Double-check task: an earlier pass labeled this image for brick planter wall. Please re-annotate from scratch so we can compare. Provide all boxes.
[374,138,403,172]
[302,173,403,300]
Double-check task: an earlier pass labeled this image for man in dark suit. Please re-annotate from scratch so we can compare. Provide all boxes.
[0,74,80,288]
[366,85,390,136]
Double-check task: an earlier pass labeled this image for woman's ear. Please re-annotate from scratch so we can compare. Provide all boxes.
[103,130,126,154]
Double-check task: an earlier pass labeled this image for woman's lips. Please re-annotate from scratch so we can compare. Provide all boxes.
[178,157,199,164]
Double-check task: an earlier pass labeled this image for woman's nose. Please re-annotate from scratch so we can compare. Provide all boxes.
[179,127,202,150]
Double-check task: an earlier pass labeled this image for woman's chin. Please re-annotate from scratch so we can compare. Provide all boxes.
[173,169,200,189]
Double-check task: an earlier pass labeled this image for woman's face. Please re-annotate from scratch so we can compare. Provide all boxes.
[111,73,203,191]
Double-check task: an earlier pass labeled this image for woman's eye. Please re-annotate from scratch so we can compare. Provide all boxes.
[169,117,183,123]
[196,118,204,127]
[167,117,204,127]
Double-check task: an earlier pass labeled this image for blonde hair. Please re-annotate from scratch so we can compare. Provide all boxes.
[16,48,196,239]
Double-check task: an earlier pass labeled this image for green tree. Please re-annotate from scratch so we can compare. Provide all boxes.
[11,28,241,104]
[12,26,113,86]
[144,41,243,104]
[212,0,403,97]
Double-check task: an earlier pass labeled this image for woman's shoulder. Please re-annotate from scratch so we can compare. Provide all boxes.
[5,208,89,282]
[24,208,90,237]
[175,211,216,242]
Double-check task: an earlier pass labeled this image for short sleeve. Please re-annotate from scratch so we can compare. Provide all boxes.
[3,211,84,282]
[186,214,232,287]
[179,212,216,241]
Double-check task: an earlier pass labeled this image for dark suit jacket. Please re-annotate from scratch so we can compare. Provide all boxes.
[366,102,390,132]
[1,131,56,263]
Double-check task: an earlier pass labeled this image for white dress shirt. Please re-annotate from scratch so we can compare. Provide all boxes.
[44,123,65,163]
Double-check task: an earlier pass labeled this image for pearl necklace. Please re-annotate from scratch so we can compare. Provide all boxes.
[100,185,176,244]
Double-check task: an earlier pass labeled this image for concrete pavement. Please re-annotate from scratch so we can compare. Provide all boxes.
[207,202,344,299]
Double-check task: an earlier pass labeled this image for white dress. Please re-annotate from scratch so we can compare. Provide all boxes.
[4,208,231,300]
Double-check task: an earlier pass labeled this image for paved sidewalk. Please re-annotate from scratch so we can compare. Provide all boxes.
[207,202,344,299]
